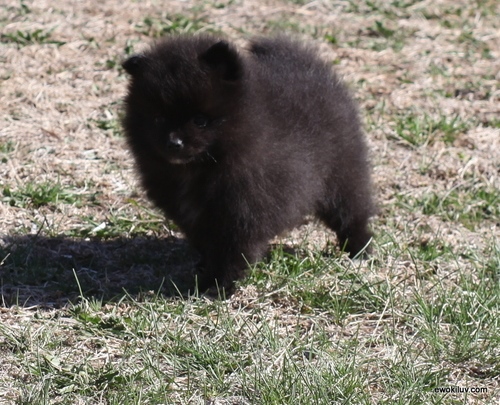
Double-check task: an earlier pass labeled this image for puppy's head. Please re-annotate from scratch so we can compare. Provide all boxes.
[122,35,244,165]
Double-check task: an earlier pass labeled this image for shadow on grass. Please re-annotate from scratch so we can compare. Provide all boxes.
[0,234,200,307]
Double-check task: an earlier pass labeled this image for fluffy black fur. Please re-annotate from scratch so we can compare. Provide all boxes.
[122,34,375,291]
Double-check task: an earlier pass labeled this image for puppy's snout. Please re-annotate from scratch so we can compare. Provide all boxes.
[167,133,183,149]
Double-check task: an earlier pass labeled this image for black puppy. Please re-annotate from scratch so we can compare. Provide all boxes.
[122,34,375,291]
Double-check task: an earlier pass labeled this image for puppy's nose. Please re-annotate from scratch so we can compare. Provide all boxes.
[167,134,183,149]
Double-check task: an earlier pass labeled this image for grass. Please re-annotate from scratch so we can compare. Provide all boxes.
[392,113,470,147]
[0,29,65,47]
[71,205,168,239]
[90,105,123,138]
[3,240,498,404]
[396,183,499,230]
[0,141,15,163]
[135,13,214,37]
[0,0,499,403]
[1,182,82,209]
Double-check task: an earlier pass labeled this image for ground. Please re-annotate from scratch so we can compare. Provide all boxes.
[0,0,499,404]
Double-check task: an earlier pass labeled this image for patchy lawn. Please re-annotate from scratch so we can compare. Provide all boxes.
[0,0,498,403]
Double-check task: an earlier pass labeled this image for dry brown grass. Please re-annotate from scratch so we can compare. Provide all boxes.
[0,0,499,403]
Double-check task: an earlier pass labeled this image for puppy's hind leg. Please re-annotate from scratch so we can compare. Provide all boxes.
[317,190,374,258]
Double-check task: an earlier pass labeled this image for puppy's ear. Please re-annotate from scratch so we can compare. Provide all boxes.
[122,54,147,76]
[199,41,242,81]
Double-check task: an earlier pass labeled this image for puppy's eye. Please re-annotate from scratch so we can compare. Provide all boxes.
[154,116,166,126]
[192,114,209,128]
